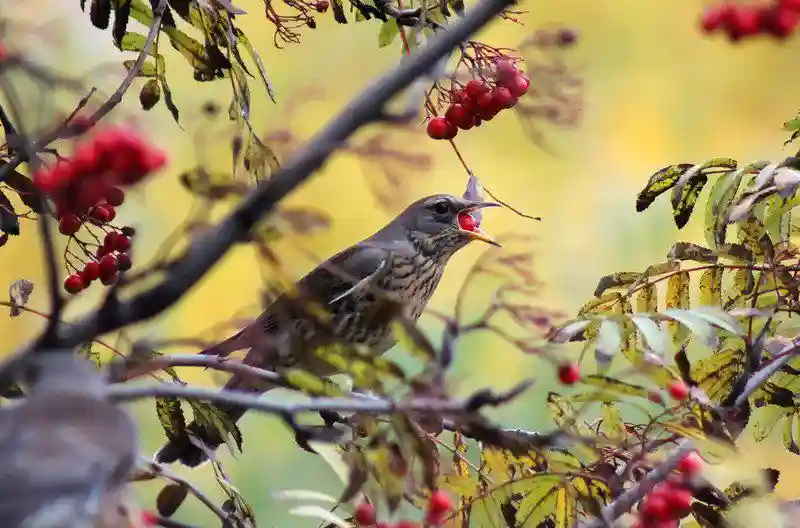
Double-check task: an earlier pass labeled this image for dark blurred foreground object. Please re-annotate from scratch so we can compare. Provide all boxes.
[0,353,139,528]
[156,193,500,467]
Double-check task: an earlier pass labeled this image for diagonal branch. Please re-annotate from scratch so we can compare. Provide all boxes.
[43,0,517,350]
[733,340,800,408]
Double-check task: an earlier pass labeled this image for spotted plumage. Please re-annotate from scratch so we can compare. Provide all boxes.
[155,194,499,467]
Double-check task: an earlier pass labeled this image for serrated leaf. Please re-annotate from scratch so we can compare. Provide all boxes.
[636,163,693,212]
[235,30,275,103]
[705,162,768,248]
[601,402,625,440]
[631,315,670,356]
[378,20,400,47]
[636,283,657,313]
[515,476,561,526]
[554,484,576,528]
[699,267,723,307]
[783,413,800,454]
[582,375,650,398]
[187,400,242,454]
[672,174,709,229]
[547,392,577,428]
[289,505,350,528]
[594,272,641,297]
[595,320,622,367]
[155,397,186,443]
[285,368,345,396]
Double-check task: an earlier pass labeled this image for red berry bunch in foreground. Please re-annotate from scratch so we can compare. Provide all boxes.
[426,59,530,140]
[632,451,704,528]
[34,125,166,217]
[700,0,800,41]
[63,226,135,294]
[353,491,452,528]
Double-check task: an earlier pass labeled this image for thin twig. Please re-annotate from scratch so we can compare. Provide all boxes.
[111,354,284,384]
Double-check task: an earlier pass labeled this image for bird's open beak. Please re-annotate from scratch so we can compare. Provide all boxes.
[458,201,502,247]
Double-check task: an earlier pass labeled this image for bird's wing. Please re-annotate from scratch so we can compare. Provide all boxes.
[297,242,393,305]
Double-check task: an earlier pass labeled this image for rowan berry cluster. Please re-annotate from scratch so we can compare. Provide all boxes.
[632,452,704,528]
[32,126,166,295]
[426,59,530,140]
[700,0,800,41]
[353,490,452,528]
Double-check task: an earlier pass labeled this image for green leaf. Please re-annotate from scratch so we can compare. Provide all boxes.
[554,484,577,528]
[547,392,578,428]
[686,306,743,336]
[235,30,275,103]
[187,400,243,454]
[636,283,657,313]
[378,20,400,47]
[661,309,716,347]
[1,164,43,212]
[155,54,180,123]
[284,368,345,396]
[665,271,690,337]
[595,319,622,367]
[631,315,670,356]
[601,402,625,439]
[582,375,650,398]
[726,269,755,309]
[515,476,561,526]
[155,397,186,443]
[783,413,800,454]
[672,174,709,229]
[119,31,149,53]
[636,163,693,212]
[692,347,744,402]
[122,58,158,77]
[699,267,723,307]
[705,162,768,248]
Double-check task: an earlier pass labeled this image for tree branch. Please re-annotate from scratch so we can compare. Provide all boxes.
[110,354,284,384]
[733,341,800,408]
[108,381,531,416]
[47,0,517,350]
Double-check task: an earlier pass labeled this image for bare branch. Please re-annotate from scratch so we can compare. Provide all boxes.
[111,354,284,384]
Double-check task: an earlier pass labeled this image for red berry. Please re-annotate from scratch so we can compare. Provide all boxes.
[104,186,125,206]
[452,90,476,112]
[90,205,113,225]
[506,74,530,98]
[99,254,118,276]
[495,59,518,82]
[663,488,693,515]
[647,391,664,404]
[491,87,518,110]
[394,521,417,528]
[557,362,580,385]
[667,380,690,400]
[458,212,477,232]
[677,451,704,475]
[641,494,668,520]
[104,232,120,249]
[63,274,84,294]
[83,261,100,282]
[115,234,131,252]
[427,491,452,515]
[476,92,499,119]
[763,6,799,37]
[700,5,726,33]
[780,0,800,12]
[100,271,118,286]
[426,116,457,140]
[140,511,159,527]
[445,104,474,130]
[464,79,490,99]
[96,245,110,258]
[58,214,82,236]
[116,253,132,271]
[724,5,761,41]
[354,503,375,526]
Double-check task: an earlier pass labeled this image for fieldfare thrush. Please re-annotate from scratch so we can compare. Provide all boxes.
[155,193,500,467]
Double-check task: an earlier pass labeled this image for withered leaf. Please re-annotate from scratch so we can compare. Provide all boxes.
[156,482,188,517]
[8,279,33,318]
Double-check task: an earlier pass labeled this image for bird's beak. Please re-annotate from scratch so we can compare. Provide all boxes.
[459,201,502,247]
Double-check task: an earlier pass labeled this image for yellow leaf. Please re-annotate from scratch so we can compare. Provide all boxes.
[515,476,561,527]
[554,484,577,528]
[699,266,723,307]
[666,271,690,337]
[636,283,657,313]
[726,269,755,309]
[601,402,625,440]
[439,473,478,498]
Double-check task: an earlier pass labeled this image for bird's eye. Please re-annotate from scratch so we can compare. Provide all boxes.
[432,201,450,215]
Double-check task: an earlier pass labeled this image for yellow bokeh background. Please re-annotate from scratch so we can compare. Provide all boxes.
[5,0,800,525]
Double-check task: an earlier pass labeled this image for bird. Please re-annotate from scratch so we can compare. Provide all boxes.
[154,193,500,468]
[0,352,139,528]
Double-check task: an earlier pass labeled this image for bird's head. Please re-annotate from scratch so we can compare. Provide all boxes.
[397,194,501,257]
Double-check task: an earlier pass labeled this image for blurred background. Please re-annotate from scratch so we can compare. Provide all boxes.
[4,0,800,525]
